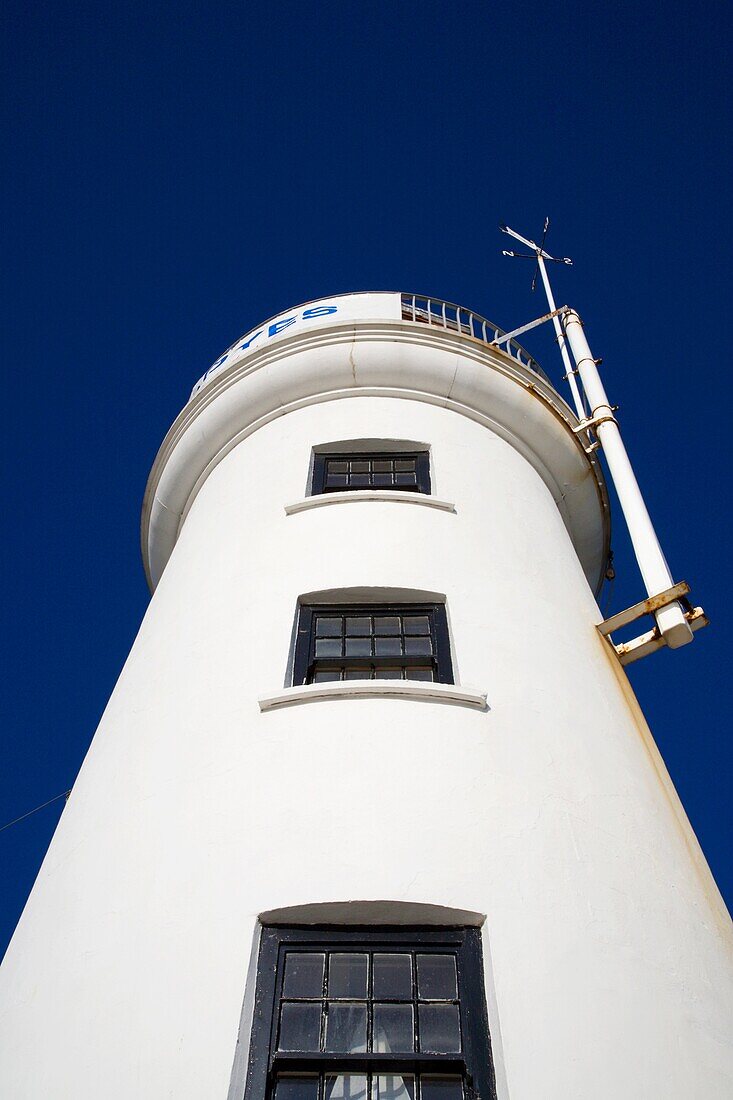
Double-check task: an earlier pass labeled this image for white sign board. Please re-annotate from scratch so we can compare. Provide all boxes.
[190,292,402,400]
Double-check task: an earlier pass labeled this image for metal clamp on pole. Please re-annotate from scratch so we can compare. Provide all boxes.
[562,309,694,649]
[571,409,618,434]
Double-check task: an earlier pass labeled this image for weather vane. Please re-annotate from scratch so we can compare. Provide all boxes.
[499,218,583,417]
[500,218,572,287]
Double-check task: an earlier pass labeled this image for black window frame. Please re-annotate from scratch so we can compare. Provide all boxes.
[243,926,497,1100]
[311,451,431,496]
[292,604,453,687]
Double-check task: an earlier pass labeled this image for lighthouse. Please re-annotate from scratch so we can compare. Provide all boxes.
[0,289,731,1098]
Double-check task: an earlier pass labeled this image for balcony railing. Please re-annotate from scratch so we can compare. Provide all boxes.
[401,293,551,385]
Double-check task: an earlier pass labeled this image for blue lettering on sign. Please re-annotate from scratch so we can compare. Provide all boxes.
[193,303,340,396]
[195,353,228,391]
[303,305,338,319]
[240,330,263,350]
[268,316,297,337]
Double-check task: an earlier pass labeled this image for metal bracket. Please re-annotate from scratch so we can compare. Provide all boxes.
[490,305,569,348]
[597,581,709,665]
[572,408,618,435]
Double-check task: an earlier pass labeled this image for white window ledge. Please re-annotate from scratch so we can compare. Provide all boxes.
[284,491,456,515]
[259,680,487,712]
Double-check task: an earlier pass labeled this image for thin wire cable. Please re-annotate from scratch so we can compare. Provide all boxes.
[0,789,71,834]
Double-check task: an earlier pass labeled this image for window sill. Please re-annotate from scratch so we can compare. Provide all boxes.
[258,681,487,712]
[284,491,456,515]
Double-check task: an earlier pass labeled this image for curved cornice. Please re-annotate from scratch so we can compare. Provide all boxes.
[142,319,610,594]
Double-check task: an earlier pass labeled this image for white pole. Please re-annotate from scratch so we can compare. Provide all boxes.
[536,256,585,420]
[562,308,693,649]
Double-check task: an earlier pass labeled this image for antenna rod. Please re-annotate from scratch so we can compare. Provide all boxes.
[561,309,693,648]
[536,254,585,419]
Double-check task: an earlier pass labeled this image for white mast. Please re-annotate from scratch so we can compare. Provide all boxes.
[501,221,694,649]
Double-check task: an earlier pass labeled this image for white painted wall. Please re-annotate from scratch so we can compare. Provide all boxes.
[1,310,731,1099]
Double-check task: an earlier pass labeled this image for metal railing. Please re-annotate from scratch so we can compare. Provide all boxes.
[401,293,551,385]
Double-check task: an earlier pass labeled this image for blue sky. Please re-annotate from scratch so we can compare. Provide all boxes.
[1,0,731,954]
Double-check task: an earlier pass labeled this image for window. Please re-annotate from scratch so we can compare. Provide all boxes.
[244,927,496,1100]
[311,453,431,496]
[292,605,453,686]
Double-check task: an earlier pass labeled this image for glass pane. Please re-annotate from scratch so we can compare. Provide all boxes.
[372,460,393,473]
[344,667,373,680]
[346,617,371,636]
[394,473,416,486]
[419,1079,463,1100]
[313,669,341,683]
[405,637,432,656]
[405,667,433,681]
[373,1003,414,1052]
[316,618,342,637]
[372,474,393,487]
[350,474,370,487]
[375,637,402,656]
[403,616,431,635]
[374,667,402,680]
[325,1076,368,1100]
[329,954,368,998]
[325,1003,367,1053]
[416,955,458,999]
[278,1002,322,1051]
[275,1078,320,1100]
[350,460,369,473]
[373,953,412,998]
[374,616,400,635]
[315,638,343,657]
[418,1004,461,1053]
[327,461,348,473]
[326,474,349,488]
[373,1075,415,1100]
[345,638,372,656]
[283,953,326,997]
[395,459,416,472]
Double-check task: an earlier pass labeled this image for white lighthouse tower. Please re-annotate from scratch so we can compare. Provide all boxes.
[0,290,731,1099]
